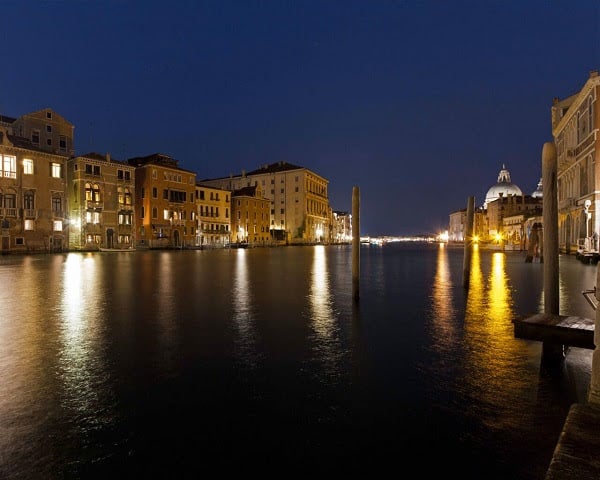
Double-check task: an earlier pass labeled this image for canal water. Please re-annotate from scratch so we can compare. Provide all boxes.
[0,243,595,479]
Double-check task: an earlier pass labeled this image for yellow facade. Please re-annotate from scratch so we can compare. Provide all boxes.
[552,70,600,254]
[231,185,271,246]
[67,153,136,250]
[0,127,68,253]
[195,183,231,247]
[128,153,197,248]
[202,161,330,244]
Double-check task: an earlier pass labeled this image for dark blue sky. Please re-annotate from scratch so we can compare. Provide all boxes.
[2,1,599,235]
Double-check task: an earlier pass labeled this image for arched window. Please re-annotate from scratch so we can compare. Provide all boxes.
[92,184,101,202]
[124,187,132,206]
[118,186,124,205]
[85,182,93,201]
[23,190,35,210]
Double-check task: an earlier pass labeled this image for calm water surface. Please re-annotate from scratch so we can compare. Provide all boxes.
[0,243,595,479]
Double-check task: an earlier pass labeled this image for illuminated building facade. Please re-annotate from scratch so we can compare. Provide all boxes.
[331,210,351,243]
[0,126,68,253]
[195,183,231,247]
[231,185,270,245]
[67,153,136,250]
[128,153,197,248]
[201,161,330,244]
[552,69,600,254]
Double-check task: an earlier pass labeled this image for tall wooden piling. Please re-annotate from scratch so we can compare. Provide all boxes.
[352,186,360,301]
[541,141,562,363]
[462,196,475,288]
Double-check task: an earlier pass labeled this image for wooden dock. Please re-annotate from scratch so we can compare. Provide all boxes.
[545,403,600,479]
[513,313,600,479]
[512,313,595,350]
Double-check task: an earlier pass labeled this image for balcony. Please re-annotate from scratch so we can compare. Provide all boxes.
[24,209,37,218]
[86,201,104,210]
[5,208,17,217]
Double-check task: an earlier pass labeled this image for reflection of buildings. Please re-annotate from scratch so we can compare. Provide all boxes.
[201,161,330,245]
[67,153,136,250]
[552,69,600,254]
[195,183,231,248]
[128,153,197,248]
[0,108,72,253]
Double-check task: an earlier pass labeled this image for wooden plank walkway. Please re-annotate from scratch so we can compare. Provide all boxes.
[545,403,600,479]
[512,313,595,349]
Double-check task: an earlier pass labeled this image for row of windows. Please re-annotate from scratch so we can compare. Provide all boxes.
[30,130,67,151]
[0,192,63,212]
[1,157,62,178]
[196,190,229,202]
[21,219,63,231]
[83,211,133,225]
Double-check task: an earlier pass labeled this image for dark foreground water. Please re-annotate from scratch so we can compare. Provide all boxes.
[0,243,595,479]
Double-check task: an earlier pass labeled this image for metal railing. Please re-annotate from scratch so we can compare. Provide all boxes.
[582,287,598,311]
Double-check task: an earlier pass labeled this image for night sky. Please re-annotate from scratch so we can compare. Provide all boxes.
[2,1,599,236]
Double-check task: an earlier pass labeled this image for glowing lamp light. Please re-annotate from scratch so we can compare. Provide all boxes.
[472,235,479,243]
[494,233,502,242]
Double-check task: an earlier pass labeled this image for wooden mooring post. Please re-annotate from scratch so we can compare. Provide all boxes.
[352,186,360,302]
[462,196,475,288]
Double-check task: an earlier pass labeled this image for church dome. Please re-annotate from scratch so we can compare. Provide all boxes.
[531,178,543,198]
[483,164,523,209]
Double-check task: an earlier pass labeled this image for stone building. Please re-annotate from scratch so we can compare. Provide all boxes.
[67,153,136,250]
[128,153,197,248]
[201,161,330,244]
[0,126,68,253]
[552,69,600,254]
[331,210,352,243]
[8,108,75,157]
[195,183,231,248]
[231,185,271,246]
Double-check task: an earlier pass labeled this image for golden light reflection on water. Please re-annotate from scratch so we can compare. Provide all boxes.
[463,248,523,413]
[232,249,259,367]
[60,253,103,418]
[430,243,457,353]
[308,245,342,376]
[432,243,455,322]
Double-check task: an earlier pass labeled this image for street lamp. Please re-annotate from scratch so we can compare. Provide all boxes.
[585,199,592,250]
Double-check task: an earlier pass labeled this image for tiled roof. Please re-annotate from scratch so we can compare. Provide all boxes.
[0,115,16,124]
[247,161,303,175]
[233,185,258,197]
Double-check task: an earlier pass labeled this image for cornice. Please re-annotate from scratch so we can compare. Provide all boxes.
[553,74,600,136]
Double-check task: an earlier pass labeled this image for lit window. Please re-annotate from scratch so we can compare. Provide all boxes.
[53,220,62,232]
[24,220,34,231]
[51,162,61,178]
[1,155,17,178]
[23,159,34,175]
[93,212,100,224]
[164,209,170,220]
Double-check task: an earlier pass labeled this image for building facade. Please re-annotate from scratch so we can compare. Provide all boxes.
[67,153,136,250]
[128,153,197,248]
[195,183,231,247]
[9,108,75,157]
[331,210,352,243]
[201,161,330,244]
[231,185,271,245]
[0,127,68,253]
[552,70,600,254]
